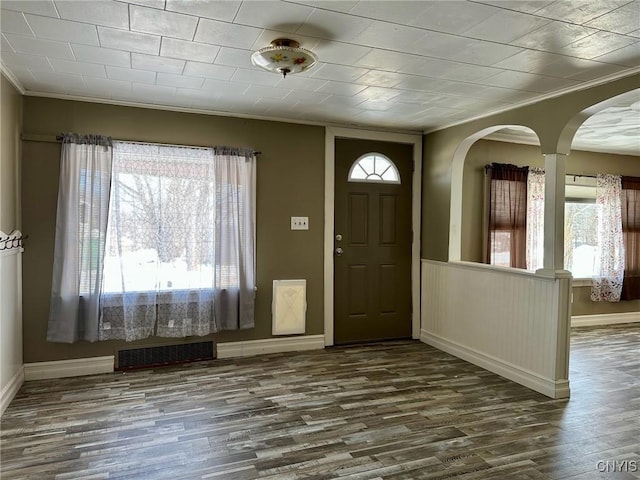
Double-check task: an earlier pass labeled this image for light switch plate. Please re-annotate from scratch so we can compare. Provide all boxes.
[291,216,309,230]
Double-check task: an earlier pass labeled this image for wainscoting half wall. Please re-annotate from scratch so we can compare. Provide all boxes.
[421,260,572,399]
[0,238,24,416]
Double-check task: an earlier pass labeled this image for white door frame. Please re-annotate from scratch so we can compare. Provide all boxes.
[324,126,422,346]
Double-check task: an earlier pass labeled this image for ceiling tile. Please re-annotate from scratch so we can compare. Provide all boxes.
[320,94,366,107]
[3,34,75,59]
[165,0,241,22]
[214,47,253,69]
[533,0,630,24]
[1,35,16,53]
[81,76,132,96]
[349,0,432,24]
[25,14,99,45]
[357,99,391,111]
[1,1,58,17]
[463,10,551,43]
[131,82,177,101]
[129,0,166,8]
[592,43,640,68]
[1,10,33,36]
[130,5,198,41]
[394,75,450,93]
[297,9,373,42]
[355,49,415,72]
[232,68,281,86]
[55,0,129,29]
[354,86,401,101]
[234,1,314,32]
[283,89,330,104]
[243,84,292,101]
[316,81,367,96]
[132,53,185,74]
[397,56,462,78]
[565,60,629,81]
[409,1,498,35]
[310,63,369,82]
[23,71,86,93]
[98,27,161,55]
[71,44,131,67]
[448,39,524,66]
[393,90,440,104]
[541,57,625,78]
[200,78,248,97]
[106,65,156,83]
[156,72,204,89]
[445,63,504,82]
[274,75,327,92]
[351,21,427,51]
[585,3,640,35]
[511,21,596,53]
[288,1,358,14]
[356,70,407,88]
[475,1,553,14]
[194,18,262,50]
[562,31,638,60]
[482,70,581,93]
[492,49,566,73]
[160,38,219,63]
[0,51,54,71]
[183,61,236,80]
[49,58,107,77]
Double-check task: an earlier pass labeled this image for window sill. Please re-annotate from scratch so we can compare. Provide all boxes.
[572,278,592,287]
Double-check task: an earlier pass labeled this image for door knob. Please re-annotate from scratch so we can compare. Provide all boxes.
[335,247,343,256]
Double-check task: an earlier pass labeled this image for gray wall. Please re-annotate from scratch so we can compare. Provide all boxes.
[21,97,325,363]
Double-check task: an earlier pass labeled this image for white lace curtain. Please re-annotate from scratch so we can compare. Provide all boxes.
[526,168,545,271]
[48,137,256,343]
[48,134,113,343]
[591,174,625,302]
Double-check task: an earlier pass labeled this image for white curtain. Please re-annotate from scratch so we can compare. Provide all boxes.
[591,174,625,302]
[47,134,113,343]
[526,168,545,271]
[100,142,256,341]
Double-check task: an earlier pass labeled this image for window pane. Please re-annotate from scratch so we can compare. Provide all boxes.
[359,156,375,175]
[348,153,401,184]
[491,231,511,267]
[103,144,221,293]
[564,202,598,277]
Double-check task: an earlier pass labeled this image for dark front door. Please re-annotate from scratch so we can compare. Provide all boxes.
[334,138,413,345]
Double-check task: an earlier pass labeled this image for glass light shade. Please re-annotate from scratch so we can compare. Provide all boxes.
[251,39,318,77]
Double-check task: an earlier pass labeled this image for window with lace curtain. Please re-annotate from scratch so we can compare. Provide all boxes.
[100,142,257,341]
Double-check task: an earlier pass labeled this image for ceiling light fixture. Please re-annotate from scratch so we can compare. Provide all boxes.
[251,38,318,78]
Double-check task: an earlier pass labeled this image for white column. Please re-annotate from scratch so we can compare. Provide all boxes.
[542,154,567,271]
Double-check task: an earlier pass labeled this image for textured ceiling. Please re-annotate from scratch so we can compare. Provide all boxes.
[1,0,639,153]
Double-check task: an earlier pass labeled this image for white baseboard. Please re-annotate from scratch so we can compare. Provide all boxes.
[217,334,325,359]
[420,329,569,399]
[572,311,640,327]
[1,366,24,416]
[24,356,114,381]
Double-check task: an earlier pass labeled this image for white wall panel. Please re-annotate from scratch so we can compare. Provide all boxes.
[421,259,571,398]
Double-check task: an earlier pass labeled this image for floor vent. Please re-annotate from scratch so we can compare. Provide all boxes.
[116,341,215,370]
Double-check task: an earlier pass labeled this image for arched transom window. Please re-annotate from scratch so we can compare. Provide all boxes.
[348,153,400,184]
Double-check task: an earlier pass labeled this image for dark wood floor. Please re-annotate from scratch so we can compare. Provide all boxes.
[2,324,639,479]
